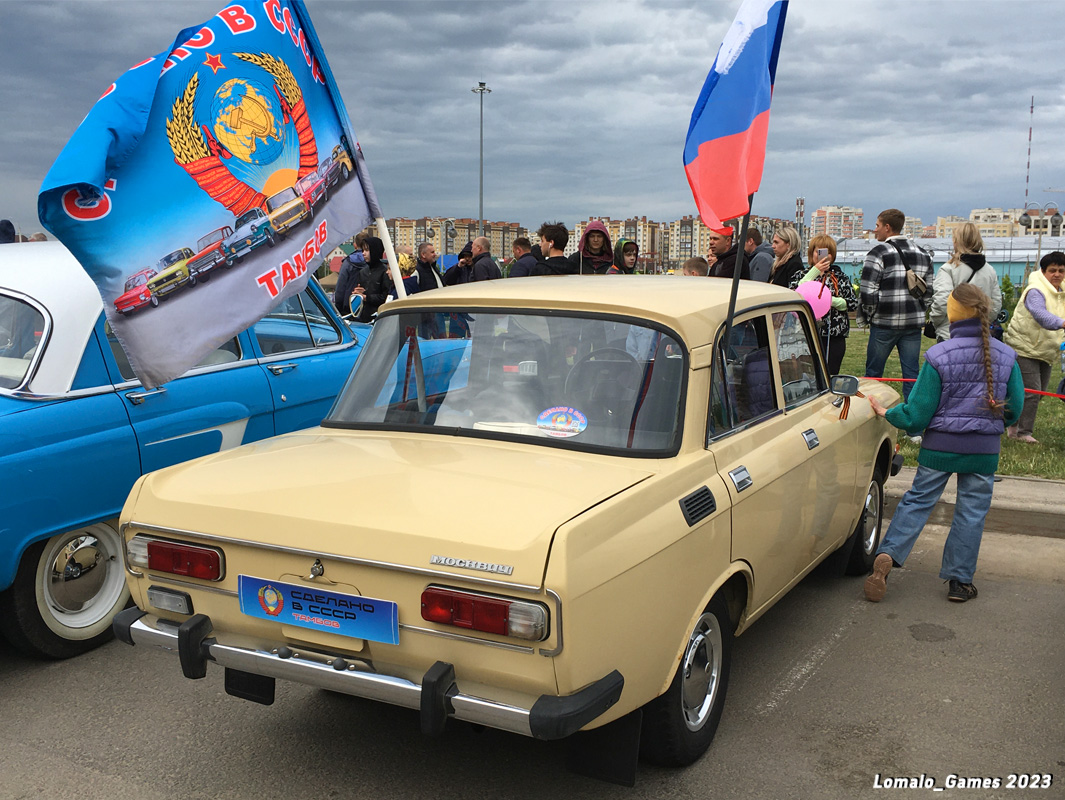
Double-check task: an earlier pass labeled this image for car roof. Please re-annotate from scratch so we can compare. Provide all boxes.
[382,275,803,346]
[0,241,102,395]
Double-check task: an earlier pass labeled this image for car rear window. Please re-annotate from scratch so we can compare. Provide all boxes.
[0,294,47,390]
[326,310,686,454]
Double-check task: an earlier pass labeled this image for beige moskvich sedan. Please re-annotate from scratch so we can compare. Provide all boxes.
[115,276,900,782]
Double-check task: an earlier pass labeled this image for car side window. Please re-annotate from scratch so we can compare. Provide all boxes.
[707,315,777,440]
[104,322,240,382]
[253,286,341,356]
[0,294,46,390]
[771,310,826,409]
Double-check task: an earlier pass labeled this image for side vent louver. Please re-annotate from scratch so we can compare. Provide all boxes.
[680,486,717,527]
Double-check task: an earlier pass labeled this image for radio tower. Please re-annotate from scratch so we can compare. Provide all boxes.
[1024,96,1033,206]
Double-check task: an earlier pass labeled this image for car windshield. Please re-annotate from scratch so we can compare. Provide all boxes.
[197,229,226,249]
[318,163,330,177]
[124,272,150,291]
[0,294,46,390]
[267,188,297,210]
[157,249,187,268]
[296,176,316,192]
[234,210,261,227]
[326,310,686,453]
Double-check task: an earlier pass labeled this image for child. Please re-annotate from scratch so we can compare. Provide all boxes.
[865,284,1024,603]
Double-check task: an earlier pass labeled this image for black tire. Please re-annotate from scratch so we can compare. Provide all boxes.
[149,295,159,308]
[199,271,210,283]
[640,594,733,766]
[265,230,276,247]
[842,465,886,576]
[188,273,197,287]
[341,163,350,181]
[0,523,130,659]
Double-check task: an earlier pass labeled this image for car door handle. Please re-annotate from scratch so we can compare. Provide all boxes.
[267,362,299,375]
[125,387,167,405]
[802,429,820,449]
[728,465,753,492]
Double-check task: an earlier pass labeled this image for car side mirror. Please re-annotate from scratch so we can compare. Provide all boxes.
[829,374,860,397]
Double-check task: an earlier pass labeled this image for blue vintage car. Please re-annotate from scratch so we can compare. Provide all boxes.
[222,207,277,265]
[0,241,370,659]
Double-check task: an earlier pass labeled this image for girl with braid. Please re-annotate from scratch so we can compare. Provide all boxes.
[864,284,1024,604]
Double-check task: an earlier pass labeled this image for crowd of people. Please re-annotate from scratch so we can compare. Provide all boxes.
[324,209,1063,608]
[0,220,47,243]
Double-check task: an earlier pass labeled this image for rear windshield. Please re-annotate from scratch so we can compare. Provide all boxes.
[0,294,47,390]
[326,310,686,454]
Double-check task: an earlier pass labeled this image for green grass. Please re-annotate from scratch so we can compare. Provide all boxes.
[839,329,1065,480]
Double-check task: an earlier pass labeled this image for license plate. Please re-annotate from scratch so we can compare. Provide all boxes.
[238,575,399,645]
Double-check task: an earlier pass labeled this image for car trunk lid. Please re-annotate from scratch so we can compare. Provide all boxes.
[134,429,654,585]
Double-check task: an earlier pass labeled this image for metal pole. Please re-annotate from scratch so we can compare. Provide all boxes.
[472,82,491,238]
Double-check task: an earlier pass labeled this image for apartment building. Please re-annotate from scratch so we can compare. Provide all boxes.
[370,217,528,258]
[810,205,864,239]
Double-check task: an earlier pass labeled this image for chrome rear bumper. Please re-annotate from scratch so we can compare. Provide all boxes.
[115,608,622,741]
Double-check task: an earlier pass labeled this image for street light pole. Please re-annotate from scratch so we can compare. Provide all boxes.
[1019,202,1063,276]
[472,81,491,238]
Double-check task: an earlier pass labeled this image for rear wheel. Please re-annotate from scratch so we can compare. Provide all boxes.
[640,594,732,766]
[340,163,350,181]
[0,522,129,659]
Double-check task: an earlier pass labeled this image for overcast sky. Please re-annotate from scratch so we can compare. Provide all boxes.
[2,0,1063,238]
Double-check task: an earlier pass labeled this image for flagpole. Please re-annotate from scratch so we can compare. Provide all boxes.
[721,193,754,355]
[375,218,407,298]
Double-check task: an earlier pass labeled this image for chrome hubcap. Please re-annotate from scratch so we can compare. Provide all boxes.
[40,525,126,631]
[680,613,723,731]
[862,480,881,555]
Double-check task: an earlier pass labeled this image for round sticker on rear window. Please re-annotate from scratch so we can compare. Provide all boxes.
[537,406,588,438]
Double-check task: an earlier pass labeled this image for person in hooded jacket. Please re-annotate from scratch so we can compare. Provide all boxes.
[568,220,613,274]
[443,241,474,285]
[333,233,367,315]
[929,223,1002,343]
[351,236,391,323]
[607,238,639,274]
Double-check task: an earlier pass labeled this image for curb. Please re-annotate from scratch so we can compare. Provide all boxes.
[884,466,1065,540]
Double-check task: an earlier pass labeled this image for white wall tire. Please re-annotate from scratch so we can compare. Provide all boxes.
[0,522,129,659]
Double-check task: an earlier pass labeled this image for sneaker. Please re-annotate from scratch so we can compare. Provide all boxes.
[864,553,893,602]
[947,580,978,602]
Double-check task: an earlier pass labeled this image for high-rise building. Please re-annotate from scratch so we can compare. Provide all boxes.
[795,197,806,241]
[810,205,864,239]
[902,216,923,239]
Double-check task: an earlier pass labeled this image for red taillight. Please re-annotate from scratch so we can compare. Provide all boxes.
[147,540,222,581]
[421,587,509,636]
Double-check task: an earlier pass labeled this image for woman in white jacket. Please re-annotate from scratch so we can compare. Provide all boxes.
[929,223,1002,342]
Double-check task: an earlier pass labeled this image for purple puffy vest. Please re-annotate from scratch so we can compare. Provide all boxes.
[924,319,1015,437]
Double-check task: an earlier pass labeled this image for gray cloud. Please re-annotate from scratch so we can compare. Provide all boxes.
[2,0,1063,238]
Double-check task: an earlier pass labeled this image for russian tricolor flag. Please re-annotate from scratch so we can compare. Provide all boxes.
[683,0,788,231]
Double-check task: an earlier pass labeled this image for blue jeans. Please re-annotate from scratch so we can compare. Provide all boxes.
[877,466,994,583]
[865,325,922,400]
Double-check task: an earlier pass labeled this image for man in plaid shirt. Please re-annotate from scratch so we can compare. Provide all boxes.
[859,208,934,402]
